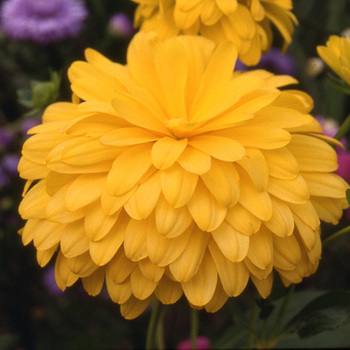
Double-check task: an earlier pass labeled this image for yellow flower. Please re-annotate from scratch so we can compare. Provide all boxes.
[317,35,350,85]
[132,0,298,65]
[18,32,348,319]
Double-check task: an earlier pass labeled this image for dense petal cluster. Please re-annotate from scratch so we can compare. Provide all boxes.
[131,0,297,65]
[317,35,350,86]
[18,33,349,319]
[0,0,87,44]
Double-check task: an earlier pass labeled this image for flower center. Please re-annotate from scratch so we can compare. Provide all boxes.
[167,118,197,139]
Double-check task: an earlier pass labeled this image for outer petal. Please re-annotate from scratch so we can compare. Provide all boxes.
[211,221,250,262]
[182,251,218,307]
[187,180,227,232]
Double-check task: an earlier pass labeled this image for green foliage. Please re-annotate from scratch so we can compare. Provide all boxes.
[284,291,350,338]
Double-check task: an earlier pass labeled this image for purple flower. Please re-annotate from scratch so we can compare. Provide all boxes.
[177,336,211,350]
[42,265,63,296]
[108,13,134,38]
[0,0,88,44]
[0,128,14,148]
[256,48,297,76]
[21,118,40,135]
[336,152,350,183]
[2,154,19,176]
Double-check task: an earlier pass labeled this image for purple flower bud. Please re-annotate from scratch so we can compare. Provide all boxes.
[177,336,211,350]
[0,0,88,44]
[108,13,134,38]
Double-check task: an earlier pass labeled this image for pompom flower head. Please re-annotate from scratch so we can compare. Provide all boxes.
[18,32,349,319]
[131,0,297,65]
[0,0,88,44]
[317,35,350,86]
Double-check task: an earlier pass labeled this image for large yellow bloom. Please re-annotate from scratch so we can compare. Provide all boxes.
[18,32,348,319]
[132,0,297,65]
[317,35,350,86]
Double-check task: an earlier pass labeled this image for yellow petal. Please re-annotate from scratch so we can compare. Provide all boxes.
[19,181,50,219]
[152,137,188,170]
[267,174,310,204]
[238,167,272,221]
[20,219,37,246]
[160,162,198,208]
[106,278,132,304]
[65,173,106,211]
[107,248,136,284]
[209,239,249,296]
[187,180,227,232]
[273,234,302,270]
[211,221,250,262]
[37,245,58,267]
[33,220,64,250]
[99,126,158,147]
[147,219,192,266]
[287,134,338,172]
[251,274,273,299]
[60,220,90,258]
[182,251,217,307]
[101,184,136,216]
[302,172,348,198]
[155,196,193,238]
[293,215,318,251]
[22,133,69,165]
[201,159,240,207]
[229,125,291,149]
[125,172,161,219]
[120,295,153,320]
[66,252,99,277]
[84,202,121,241]
[89,214,126,266]
[205,280,229,313]
[262,148,299,180]
[155,276,183,304]
[177,145,211,175]
[237,148,268,191]
[310,197,344,225]
[107,144,153,196]
[189,134,245,162]
[82,268,105,296]
[45,184,85,223]
[264,197,294,238]
[169,226,210,282]
[226,203,261,236]
[246,227,273,270]
[54,251,79,290]
[124,218,148,261]
[138,258,165,282]
[130,266,158,300]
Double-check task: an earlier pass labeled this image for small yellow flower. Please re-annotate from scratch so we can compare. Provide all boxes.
[18,32,348,319]
[317,35,350,85]
[132,0,298,65]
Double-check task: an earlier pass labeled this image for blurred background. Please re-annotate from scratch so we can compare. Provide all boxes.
[0,0,350,349]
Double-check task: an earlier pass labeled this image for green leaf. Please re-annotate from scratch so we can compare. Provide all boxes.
[284,290,350,339]
[327,73,350,95]
[346,189,350,205]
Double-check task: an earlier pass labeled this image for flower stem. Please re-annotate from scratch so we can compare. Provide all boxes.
[266,284,295,346]
[334,113,350,141]
[146,298,164,350]
[322,225,350,247]
[190,308,198,350]
[246,297,258,349]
